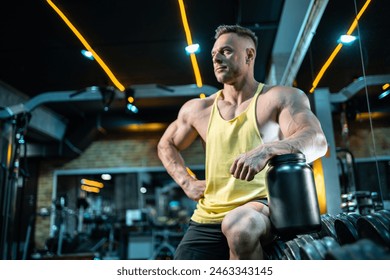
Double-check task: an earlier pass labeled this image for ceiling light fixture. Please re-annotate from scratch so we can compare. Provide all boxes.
[185,43,200,54]
[140,187,147,194]
[46,0,125,92]
[81,49,94,60]
[338,34,357,45]
[178,0,203,87]
[101,174,112,180]
[309,0,371,93]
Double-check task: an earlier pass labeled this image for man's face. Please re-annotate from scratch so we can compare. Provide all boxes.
[211,33,250,84]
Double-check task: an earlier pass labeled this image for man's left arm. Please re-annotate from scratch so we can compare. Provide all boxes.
[230,87,327,181]
[275,87,327,163]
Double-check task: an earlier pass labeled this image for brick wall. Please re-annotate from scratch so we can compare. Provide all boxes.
[333,118,390,158]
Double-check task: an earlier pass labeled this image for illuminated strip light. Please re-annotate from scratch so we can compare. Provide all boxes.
[81,178,104,188]
[309,0,371,93]
[378,89,390,100]
[356,112,387,120]
[178,0,203,87]
[81,185,100,193]
[124,122,167,132]
[6,143,12,166]
[46,0,125,92]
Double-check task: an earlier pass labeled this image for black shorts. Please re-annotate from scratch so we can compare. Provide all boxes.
[174,198,268,260]
[174,220,229,260]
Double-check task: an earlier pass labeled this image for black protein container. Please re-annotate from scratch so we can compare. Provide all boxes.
[266,153,321,237]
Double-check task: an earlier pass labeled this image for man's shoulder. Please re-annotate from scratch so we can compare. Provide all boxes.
[261,85,306,102]
[182,92,218,110]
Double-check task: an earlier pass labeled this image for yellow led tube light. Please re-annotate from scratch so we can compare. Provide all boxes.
[81,178,104,188]
[46,0,125,92]
[309,0,371,93]
[81,185,100,193]
[178,0,203,87]
[186,167,197,179]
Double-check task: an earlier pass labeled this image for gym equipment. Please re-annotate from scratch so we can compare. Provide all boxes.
[265,211,390,260]
[334,214,360,245]
[341,191,381,215]
[263,239,288,260]
[378,209,390,220]
[0,87,124,260]
[318,213,338,240]
[300,241,323,260]
[357,214,390,248]
[0,113,30,259]
[325,238,390,260]
[285,235,317,260]
[299,235,340,260]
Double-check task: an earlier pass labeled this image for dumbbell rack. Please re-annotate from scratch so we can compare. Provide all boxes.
[263,209,390,260]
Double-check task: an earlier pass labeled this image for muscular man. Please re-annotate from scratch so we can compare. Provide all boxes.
[157,25,327,259]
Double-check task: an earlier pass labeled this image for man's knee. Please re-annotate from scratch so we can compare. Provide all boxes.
[222,210,262,242]
[223,206,273,244]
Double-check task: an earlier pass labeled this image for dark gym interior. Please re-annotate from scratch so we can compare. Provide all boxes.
[1,0,389,260]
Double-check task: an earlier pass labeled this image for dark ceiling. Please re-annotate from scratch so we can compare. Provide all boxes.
[0,0,389,157]
[0,0,283,94]
[297,0,390,115]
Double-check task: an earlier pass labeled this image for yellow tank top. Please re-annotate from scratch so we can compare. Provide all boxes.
[191,83,268,223]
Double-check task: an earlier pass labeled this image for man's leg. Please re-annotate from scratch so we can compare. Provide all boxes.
[221,201,273,259]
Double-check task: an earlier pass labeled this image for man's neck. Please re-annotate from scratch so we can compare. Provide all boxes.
[222,79,259,104]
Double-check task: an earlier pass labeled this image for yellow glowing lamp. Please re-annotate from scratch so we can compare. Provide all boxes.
[312,157,327,214]
[81,178,104,188]
[309,0,371,93]
[46,0,125,92]
[178,0,203,87]
[186,167,197,179]
[81,185,100,193]
[127,96,134,104]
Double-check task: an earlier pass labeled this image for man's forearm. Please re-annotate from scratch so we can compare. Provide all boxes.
[157,140,194,190]
[266,128,327,163]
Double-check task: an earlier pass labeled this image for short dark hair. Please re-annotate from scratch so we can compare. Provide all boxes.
[214,24,258,49]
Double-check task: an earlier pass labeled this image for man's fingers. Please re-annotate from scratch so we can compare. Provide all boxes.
[239,165,249,180]
[245,169,255,181]
[230,159,238,174]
